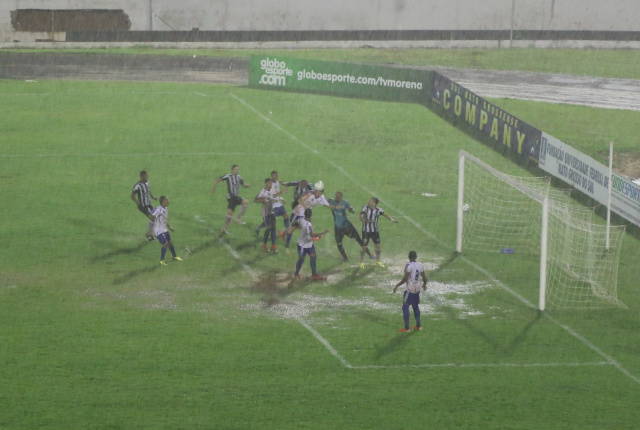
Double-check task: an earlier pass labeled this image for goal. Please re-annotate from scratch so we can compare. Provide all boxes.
[456,150,626,310]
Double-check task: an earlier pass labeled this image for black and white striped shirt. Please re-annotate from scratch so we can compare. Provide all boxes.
[132,181,152,207]
[361,205,385,233]
[220,173,244,199]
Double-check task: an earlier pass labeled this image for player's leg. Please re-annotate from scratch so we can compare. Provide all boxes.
[309,249,317,276]
[158,233,169,264]
[372,233,383,266]
[335,228,348,261]
[167,238,177,258]
[267,214,277,251]
[255,218,266,235]
[223,199,235,232]
[295,245,306,276]
[139,205,155,240]
[347,223,373,259]
[235,197,248,224]
[360,232,370,264]
[401,290,411,331]
[286,215,301,249]
[412,293,422,330]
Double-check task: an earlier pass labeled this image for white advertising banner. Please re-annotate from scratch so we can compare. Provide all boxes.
[538,132,640,227]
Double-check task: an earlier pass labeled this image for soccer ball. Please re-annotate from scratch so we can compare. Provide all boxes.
[463,203,471,212]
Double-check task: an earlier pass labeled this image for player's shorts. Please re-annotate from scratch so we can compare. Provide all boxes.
[334,221,362,245]
[157,232,171,245]
[137,204,153,217]
[297,244,316,259]
[403,290,421,307]
[263,213,276,228]
[227,195,244,211]
[361,231,381,246]
[290,213,304,228]
[273,206,288,217]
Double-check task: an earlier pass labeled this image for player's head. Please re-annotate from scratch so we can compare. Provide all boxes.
[304,208,313,219]
[335,191,343,201]
[408,251,417,261]
[160,196,169,207]
[231,164,239,174]
[368,197,380,208]
[270,171,278,180]
[140,170,148,182]
[264,177,272,189]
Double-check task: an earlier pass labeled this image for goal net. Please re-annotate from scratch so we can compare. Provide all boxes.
[456,150,626,310]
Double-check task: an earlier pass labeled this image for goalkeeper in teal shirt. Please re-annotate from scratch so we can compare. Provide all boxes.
[328,191,373,262]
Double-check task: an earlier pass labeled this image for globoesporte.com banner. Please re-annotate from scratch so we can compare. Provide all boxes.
[249,55,432,104]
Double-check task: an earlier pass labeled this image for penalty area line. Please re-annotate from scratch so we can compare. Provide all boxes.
[193,214,618,373]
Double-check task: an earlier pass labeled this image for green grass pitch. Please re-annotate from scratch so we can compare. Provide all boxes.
[1,57,640,429]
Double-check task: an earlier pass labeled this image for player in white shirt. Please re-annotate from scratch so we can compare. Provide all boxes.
[285,180,333,251]
[151,196,183,266]
[294,208,329,281]
[393,251,428,332]
[255,171,290,239]
[254,177,279,254]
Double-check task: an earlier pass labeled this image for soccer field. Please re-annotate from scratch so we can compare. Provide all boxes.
[1,64,640,429]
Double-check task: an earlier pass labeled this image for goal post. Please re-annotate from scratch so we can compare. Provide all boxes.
[456,150,625,311]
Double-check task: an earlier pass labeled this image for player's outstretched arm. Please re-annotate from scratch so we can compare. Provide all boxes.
[384,213,399,223]
[210,177,222,193]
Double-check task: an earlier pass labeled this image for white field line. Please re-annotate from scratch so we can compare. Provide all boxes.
[229,91,640,382]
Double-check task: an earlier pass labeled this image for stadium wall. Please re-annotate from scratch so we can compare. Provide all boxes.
[1,0,639,43]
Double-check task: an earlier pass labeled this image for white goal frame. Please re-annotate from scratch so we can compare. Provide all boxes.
[456,150,626,311]
[456,150,550,310]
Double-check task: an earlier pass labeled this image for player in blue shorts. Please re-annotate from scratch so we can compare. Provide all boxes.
[151,196,183,266]
[294,208,329,281]
[393,251,428,332]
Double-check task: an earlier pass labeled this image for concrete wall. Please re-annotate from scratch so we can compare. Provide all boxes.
[1,0,638,40]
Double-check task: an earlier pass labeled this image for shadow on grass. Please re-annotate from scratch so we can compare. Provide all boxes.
[373,330,417,360]
[90,240,152,263]
[433,294,542,357]
[250,270,304,307]
[327,265,376,290]
[113,264,161,285]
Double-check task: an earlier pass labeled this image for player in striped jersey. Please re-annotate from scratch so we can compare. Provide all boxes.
[210,164,251,235]
[393,251,428,332]
[130,170,158,241]
[359,197,398,268]
[151,196,183,266]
